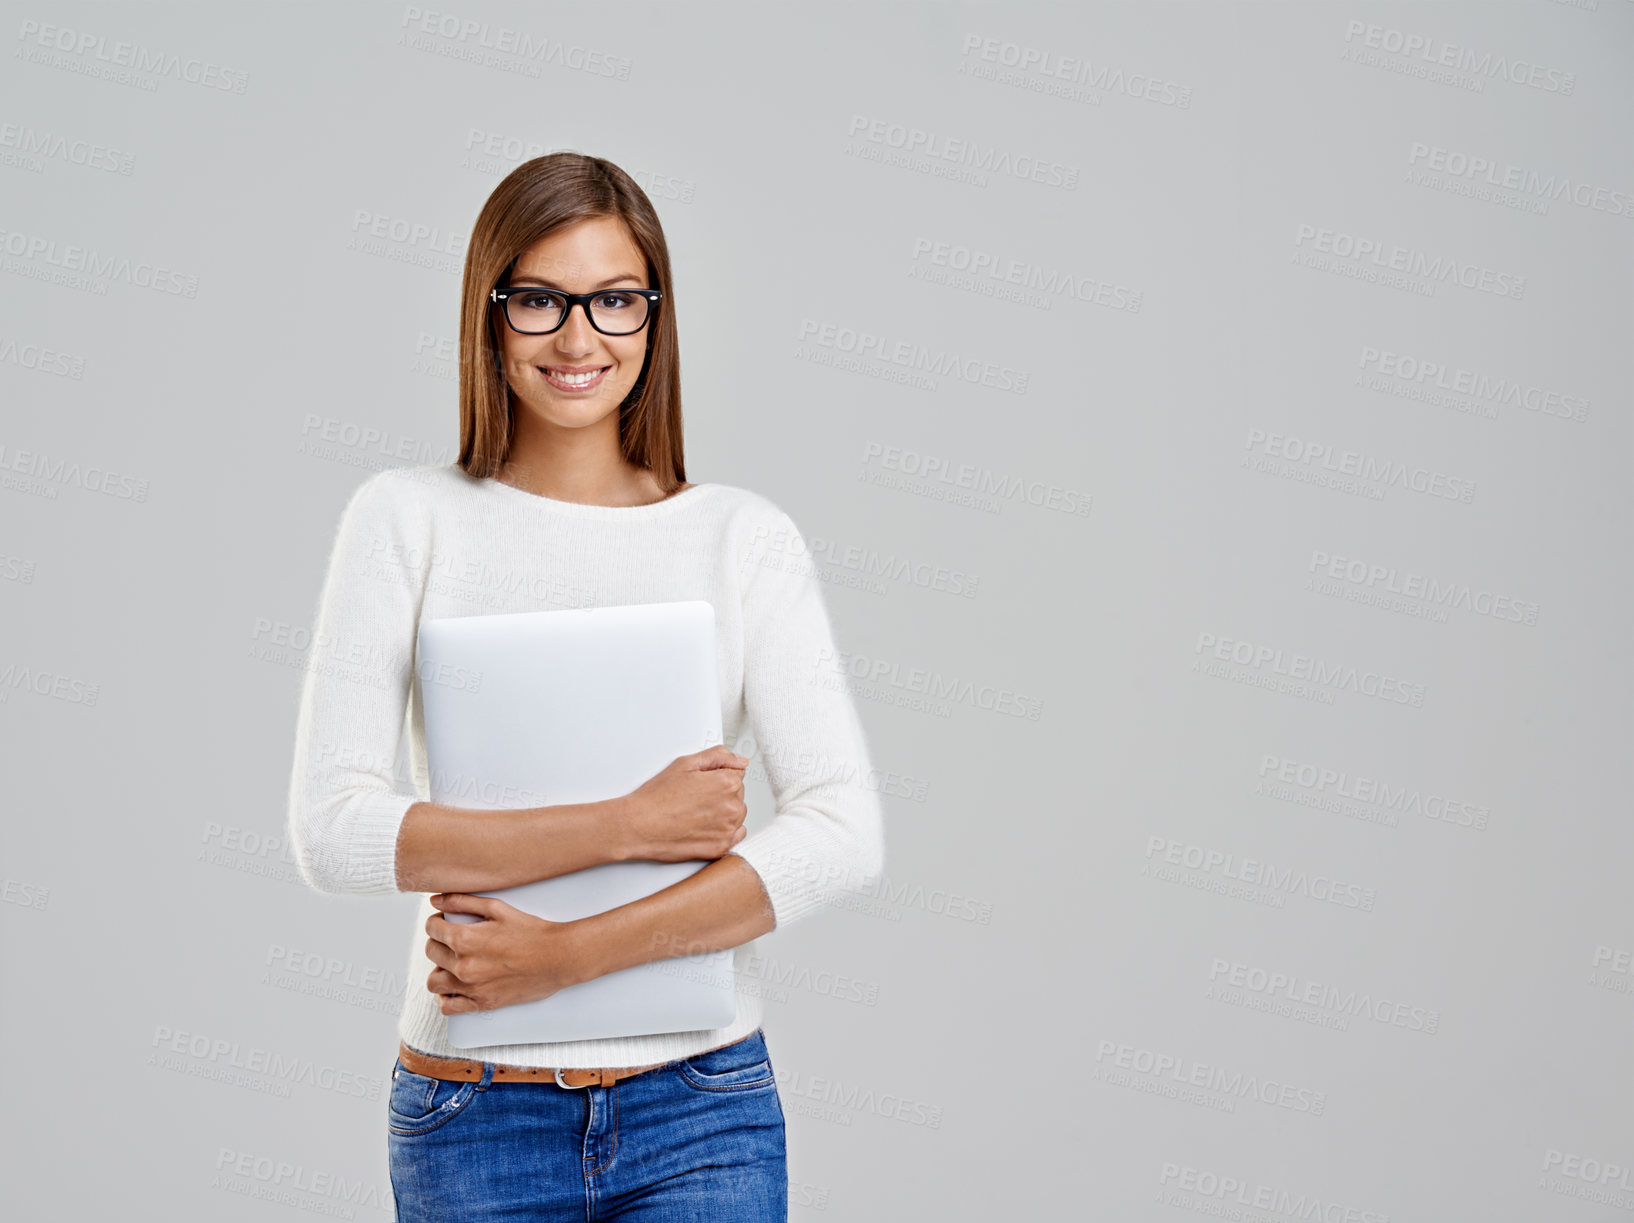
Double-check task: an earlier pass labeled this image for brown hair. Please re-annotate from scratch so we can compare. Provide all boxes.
[455,153,685,490]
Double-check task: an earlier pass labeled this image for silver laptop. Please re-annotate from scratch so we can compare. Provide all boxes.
[415,600,737,1047]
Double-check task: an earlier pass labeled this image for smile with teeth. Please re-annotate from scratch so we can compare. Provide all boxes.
[540,365,611,390]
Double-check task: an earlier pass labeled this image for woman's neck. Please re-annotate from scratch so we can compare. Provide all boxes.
[495,457,688,508]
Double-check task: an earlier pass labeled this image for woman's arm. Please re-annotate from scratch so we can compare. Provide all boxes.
[393,795,635,894]
[399,743,753,893]
[579,502,888,952]
[557,852,775,980]
[439,501,886,994]
[566,500,889,968]
[721,502,887,927]
[422,501,887,1011]
[424,851,774,1013]
[420,748,763,1012]
[287,472,635,896]
[286,472,422,896]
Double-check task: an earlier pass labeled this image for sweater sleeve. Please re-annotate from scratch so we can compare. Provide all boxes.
[727,506,887,930]
[285,473,426,897]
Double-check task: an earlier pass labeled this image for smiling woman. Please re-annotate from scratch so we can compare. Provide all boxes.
[486,217,665,482]
[285,152,886,1223]
[452,156,690,509]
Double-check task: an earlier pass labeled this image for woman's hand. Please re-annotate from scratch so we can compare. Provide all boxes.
[422,892,585,1015]
[620,745,750,862]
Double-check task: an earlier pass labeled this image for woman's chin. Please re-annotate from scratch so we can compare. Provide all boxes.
[517,393,630,428]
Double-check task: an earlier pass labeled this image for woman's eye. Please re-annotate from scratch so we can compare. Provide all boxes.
[520,293,563,310]
[596,294,632,310]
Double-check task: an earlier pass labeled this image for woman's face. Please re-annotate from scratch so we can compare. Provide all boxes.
[492,215,654,434]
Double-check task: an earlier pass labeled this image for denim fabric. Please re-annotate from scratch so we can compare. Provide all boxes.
[387,1028,787,1221]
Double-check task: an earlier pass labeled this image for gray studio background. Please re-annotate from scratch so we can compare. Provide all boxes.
[2,1,1629,1219]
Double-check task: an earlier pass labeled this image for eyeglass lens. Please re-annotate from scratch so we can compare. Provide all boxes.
[504,290,651,335]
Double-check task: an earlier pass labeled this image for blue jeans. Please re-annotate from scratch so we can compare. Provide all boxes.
[386,1028,787,1221]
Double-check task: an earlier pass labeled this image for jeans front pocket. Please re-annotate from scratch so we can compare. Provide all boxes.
[676,1029,776,1093]
[388,1060,479,1136]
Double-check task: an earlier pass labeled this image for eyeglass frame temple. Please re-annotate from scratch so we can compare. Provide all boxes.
[489,286,663,336]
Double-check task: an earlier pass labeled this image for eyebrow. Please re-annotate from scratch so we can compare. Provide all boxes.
[507,274,645,290]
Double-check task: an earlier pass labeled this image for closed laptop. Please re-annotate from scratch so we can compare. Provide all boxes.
[415,600,737,1047]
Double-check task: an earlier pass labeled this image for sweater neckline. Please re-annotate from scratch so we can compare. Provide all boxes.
[480,473,717,520]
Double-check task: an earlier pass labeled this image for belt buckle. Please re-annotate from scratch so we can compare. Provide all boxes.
[554,1066,591,1089]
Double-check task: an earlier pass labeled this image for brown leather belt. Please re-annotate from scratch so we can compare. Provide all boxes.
[397,1033,746,1089]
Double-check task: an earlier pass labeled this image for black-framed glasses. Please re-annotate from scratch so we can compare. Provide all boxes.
[490,286,662,336]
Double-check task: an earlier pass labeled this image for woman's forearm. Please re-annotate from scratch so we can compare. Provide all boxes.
[394,796,633,893]
[560,853,776,986]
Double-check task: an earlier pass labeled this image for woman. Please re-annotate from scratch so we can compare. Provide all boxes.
[285,152,885,1221]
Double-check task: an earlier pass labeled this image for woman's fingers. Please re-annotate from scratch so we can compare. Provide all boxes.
[691,745,748,770]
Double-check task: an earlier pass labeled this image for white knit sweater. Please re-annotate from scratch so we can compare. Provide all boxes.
[285,464,885,1068]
